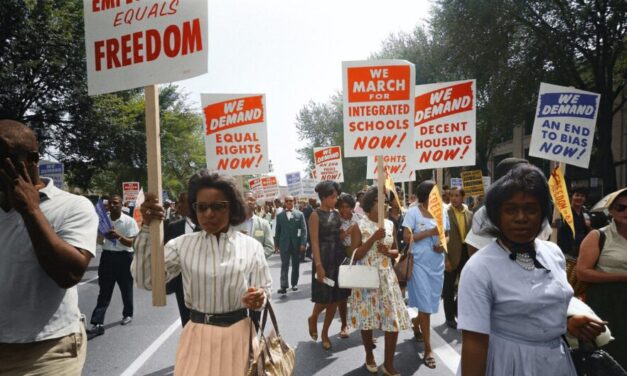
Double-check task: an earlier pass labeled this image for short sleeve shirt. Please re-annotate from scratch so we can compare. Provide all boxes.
[0,178,98,342]
[102,212,139,252]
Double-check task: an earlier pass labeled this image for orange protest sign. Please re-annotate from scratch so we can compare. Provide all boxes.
[202,94,268,175]
[314,146,344,182]
[427,185,447,253]
[342,60,415,157]
[549,166,575,237]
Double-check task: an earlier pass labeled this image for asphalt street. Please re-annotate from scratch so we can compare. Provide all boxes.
[79,250,462,376]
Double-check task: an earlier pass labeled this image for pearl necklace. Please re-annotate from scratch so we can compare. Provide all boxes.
[497,240,535,271]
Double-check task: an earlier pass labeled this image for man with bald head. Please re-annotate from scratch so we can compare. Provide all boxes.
[0,120,98,375]
[274,195,307,294]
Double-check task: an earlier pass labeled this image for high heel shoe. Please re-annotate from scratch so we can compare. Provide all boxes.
[321,340,332,350]
[307,316,318,341]
[364,362,378,374]
[381,365,400,376]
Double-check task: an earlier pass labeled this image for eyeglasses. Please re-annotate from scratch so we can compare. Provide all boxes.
[611,203,627,212]
[192,201,229,213]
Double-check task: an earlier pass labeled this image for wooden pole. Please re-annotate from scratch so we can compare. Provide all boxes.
[436,168,444,189]
[377,157,385,228]
[145,85,166,306]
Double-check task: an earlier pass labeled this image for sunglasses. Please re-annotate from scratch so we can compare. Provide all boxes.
[611,203,627,212]
[192,201,229,213]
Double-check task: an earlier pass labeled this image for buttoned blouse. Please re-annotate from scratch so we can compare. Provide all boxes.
[132,226,272,314]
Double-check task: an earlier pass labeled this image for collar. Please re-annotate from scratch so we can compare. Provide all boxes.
[202,226,235,241]
[38,177,59,202]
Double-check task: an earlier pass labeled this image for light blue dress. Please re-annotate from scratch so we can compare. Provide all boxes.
[457,239,576,376]
[403,206,449,314]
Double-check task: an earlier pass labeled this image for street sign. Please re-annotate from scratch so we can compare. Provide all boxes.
[39,162,64,189]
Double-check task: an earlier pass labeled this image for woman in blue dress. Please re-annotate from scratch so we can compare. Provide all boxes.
[458,164,606,376]
[402,180,449,369]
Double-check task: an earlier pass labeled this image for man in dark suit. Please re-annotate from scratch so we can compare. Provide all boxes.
[443,187,473,329]
[274,195,307,294]
[164,192,195,327]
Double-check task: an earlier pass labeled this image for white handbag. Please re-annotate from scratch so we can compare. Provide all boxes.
[338,250,380,289]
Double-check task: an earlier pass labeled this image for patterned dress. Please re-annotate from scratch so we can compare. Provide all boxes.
[348,217,410,332]
[311,209,351,304]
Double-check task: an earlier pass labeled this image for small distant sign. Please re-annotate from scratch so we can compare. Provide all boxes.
[39,162,64,189]
[460,170,485,196]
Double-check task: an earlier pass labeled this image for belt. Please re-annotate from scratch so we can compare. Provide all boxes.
[189,309,248,327]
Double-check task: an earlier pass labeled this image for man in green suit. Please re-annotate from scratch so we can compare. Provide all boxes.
[274,195,307,294]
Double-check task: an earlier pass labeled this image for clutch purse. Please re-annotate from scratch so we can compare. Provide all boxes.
[338,249,380,289]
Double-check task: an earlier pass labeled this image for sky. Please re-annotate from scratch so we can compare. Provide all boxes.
[177,0,433,185]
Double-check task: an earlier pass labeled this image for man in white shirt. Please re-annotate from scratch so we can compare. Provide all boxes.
[0,120,98,375]
[87,194,139,335]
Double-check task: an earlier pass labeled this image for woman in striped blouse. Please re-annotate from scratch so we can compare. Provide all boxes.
[132,171,272,376]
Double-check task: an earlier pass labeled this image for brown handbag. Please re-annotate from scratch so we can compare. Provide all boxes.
[566,229,606,300]
[247,302,295,376]
[394,244,413,283]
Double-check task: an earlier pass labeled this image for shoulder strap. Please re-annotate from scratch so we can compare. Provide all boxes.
[597,228,606,253]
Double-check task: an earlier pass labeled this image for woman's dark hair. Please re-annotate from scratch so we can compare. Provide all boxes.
[315,180,341,200]
[336,193,356,209]
[361,187,382,213]
[416,180,435,203]
[187,170,247,226]
[485,164,551,236]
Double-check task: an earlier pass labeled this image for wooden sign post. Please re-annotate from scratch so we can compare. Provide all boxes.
[145,85,166,306]
[377,157,385,227]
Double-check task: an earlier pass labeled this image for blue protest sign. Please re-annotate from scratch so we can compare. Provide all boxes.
[95,199,116,246]
[529,83,600,168]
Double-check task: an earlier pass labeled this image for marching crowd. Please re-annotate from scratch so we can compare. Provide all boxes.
[1,119,627,376]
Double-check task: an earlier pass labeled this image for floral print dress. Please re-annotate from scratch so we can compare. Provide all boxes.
[348,217,411,332]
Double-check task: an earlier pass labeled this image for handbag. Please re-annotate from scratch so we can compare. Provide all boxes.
[394,244,413,284]
[338,249,380,289]
[247,302,295,376]
[570,343,627,376]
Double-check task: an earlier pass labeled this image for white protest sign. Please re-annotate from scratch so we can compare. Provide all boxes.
[528,83,600,168]
[413,79,476,169]
[122,181,141,204]
[342,60,415,157]
[39,162,64,189]
[366,155,415,182]
[201,94,269,175]
[450,178,463,189]
[313,146,344,182]
[482,176,491,193]
[301,178,317,198]
[286,172,302,196]
[84,0,208,95]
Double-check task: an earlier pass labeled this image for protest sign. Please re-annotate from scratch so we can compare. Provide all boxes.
[123,182,141,204]
[342,60,415,157]
[84,0,208,95]
[549,167,575,236]
[450,178,463,189]
[249,176,279,201]
[313,146,344,182]
[301,178,317,198]
[286,172,302,196]
[202,94,268,175]
[248,177,262,198]
[366,155,415,182]
[39,162,64,189]
[460,170,485,196]
[96,198,116,246]
[414,80,476,169]
[529,83,600,168]
[427,185,447,253]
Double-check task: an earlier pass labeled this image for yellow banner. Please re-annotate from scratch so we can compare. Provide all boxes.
[385,173,403,209]
[428,185,448,253]
[549,166,575,238]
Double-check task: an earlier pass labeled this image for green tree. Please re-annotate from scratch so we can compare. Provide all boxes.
[295,93,367,193]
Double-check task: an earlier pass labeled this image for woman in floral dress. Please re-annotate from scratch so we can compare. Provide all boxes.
[349,187,410,376]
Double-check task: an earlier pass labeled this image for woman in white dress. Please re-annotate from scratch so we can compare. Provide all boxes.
[133,171,272,376]
[458,164,606,376]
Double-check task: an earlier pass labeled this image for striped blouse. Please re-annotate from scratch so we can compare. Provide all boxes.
[132,225,273,314]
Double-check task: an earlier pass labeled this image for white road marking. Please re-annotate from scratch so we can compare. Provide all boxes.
[78,276,99,286]
[407,307,460,374]
[120,319,181,376]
